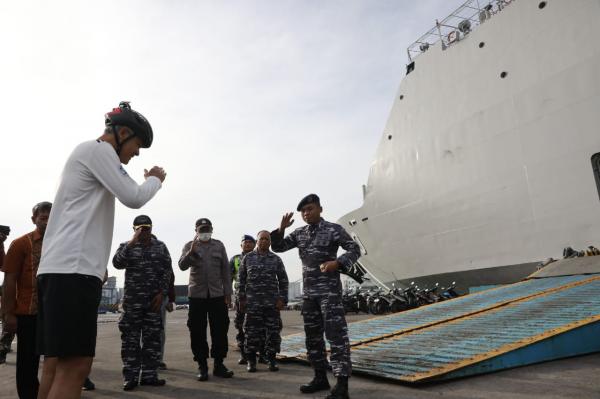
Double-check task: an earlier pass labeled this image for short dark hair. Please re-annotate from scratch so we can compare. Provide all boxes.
[32,201,52,217]
[256,230,270,238]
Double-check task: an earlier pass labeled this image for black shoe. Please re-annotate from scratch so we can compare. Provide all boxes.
[197,359,209,381]
[82,378,95,391]
[213,361,234,378]
[300,370,330,393]
[246,353,257,373]
[0,352,6,365]
[140,378,166,387]
[268,355,279,372]
[158,362,167,370]
[247,360,257,373]
[237,355,247,365]
[325,377,349,399]
[123,380,138,391]
[258,353,268,364]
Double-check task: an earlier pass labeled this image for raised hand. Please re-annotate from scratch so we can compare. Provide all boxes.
[127,227,143,247]
[144,166,167,183]
[279,212,295,233]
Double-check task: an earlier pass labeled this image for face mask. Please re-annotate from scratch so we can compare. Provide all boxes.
[198,232,212,242]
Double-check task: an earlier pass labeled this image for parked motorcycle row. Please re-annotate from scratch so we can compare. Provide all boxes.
[342,282,460,315]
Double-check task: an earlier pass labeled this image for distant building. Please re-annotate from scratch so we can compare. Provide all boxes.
[288,279,302,301]
[100,276,120,312]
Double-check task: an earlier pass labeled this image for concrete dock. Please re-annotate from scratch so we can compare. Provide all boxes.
[0,310,599,398]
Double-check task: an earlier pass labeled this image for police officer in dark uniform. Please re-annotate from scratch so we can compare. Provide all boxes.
[271,194,360,399]
[238,230,288,372]
[179,218,234,381]
[113,215,173,391]
[229,234,256,364]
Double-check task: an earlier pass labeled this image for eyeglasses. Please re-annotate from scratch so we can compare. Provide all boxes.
[134,224,152,231]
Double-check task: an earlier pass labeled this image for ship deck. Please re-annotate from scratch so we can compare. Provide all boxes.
[1,310,599,398]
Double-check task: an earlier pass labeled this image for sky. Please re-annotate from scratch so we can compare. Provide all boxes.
[0,0,463,286]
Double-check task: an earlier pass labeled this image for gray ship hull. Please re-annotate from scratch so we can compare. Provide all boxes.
[340,0,600,289]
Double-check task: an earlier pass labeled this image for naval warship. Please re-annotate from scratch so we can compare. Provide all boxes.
[340,0,600,292]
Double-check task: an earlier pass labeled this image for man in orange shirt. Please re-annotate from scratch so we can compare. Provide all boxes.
[2,201,52,399]
[0,225,16,364]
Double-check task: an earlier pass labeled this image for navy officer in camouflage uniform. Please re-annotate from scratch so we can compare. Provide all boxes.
[238,230,288,372]
[271,194,360,399]
[229,234,256,365]
[113,215,173,391]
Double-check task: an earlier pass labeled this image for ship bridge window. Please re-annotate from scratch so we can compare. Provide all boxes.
[591,153,600,200]
[500,71,508,78]
[479,42,485,48]
[539,1,547,9]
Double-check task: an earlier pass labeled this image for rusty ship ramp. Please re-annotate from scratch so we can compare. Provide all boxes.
[279,257,600,383]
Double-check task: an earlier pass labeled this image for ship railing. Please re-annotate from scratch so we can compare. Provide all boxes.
[407,0,516,63]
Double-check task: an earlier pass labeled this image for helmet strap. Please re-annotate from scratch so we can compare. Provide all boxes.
[111,125,135,156]
[112,125,122,155]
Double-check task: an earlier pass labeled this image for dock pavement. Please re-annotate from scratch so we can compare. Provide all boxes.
[0,310,599,398]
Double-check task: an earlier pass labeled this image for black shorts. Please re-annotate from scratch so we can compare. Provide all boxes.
[37,273,102,357]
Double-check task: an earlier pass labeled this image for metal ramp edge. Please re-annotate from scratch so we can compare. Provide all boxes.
[421,317,600,382]
[279,274,599,360]
[347,276,600,382]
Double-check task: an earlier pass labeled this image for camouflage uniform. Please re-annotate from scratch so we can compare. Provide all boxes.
[113,238,172,383]
[238,250,288,357]
[271,218,360,377]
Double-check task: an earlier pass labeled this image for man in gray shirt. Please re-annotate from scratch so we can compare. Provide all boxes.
[178,218,233,381]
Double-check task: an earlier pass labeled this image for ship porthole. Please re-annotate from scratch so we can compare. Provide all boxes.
[399,94,404,100]
[479,42,485,48]
[538,1,547,9]
[388,134,393,140]
[500,71,508,78]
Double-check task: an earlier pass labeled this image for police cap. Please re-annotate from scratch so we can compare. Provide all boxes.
[296,193,320,211]
[196,218,212,228]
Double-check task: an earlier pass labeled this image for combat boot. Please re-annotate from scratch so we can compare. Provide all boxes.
[246,353,257,373]
[268,354,279,372]
[213,358,234,378]
[300,369,330,393]
[197,359,209,381]
[258,351,268,364]
[325,376,349,399]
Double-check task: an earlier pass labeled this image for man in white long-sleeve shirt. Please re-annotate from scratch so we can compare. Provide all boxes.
[36,102,167,399]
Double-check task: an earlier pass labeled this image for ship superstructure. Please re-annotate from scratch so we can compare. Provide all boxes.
[340,0,600,291]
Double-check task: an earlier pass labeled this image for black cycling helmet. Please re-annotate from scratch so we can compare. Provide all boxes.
[105,101,153,154]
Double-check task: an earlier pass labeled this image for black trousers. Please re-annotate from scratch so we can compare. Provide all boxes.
[187,296,229,362]
[17,315,39,399]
